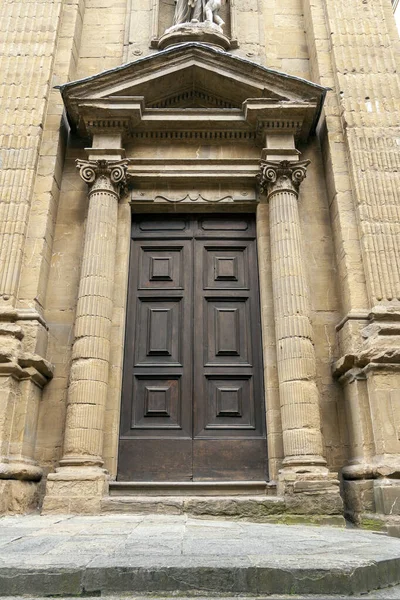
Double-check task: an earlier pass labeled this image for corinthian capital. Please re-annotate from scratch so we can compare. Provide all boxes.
[258,159,310,199]
[76,159,129,195]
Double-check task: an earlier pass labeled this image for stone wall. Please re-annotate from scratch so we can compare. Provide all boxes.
[0,0,399,521]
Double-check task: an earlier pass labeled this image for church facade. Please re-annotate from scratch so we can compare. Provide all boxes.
[0,0,399,527]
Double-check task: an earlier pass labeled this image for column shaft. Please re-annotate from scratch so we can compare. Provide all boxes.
[61,160,127,468]
[259,160,326,468]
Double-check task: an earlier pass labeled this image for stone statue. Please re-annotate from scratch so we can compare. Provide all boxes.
[173,0,224,29]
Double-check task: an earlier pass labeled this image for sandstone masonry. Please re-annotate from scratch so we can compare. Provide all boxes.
[0,0,399,527]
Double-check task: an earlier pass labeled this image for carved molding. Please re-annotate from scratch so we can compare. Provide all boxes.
[130,131,256,141]
[131,190,257,205]
[155,193,234,203]
[258,159,310,198]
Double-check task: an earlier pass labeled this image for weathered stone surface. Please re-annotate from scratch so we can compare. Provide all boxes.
[343,479,376,523]
[101,497,184,515]
[101,494,347,525]
[0,515,399,596]
[0,481,39,515]
[185,496,284,517]
[1,0,399,522]
[388,524,400,538]
[374,479,400,516]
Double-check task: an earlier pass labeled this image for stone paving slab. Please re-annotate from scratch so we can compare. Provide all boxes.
[0,515,400,597]
[2,593,400,600]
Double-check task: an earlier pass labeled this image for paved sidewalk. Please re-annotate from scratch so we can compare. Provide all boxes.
[6,596,400,600]
[1,514,400,597]
[3,594,400,600]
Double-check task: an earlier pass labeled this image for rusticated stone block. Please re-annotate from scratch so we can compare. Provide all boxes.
[280,470,343,516]
[342,479,375,521]
[374,479,400,516]
[284,490,343,516]
[0,480,39,515]
[184,497,285,519]
[42,467,108,514]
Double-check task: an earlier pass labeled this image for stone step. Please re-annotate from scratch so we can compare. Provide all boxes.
[1,514,400,597]
[101,494,342,526]
[109,480,274,496]
[102,494,285,519]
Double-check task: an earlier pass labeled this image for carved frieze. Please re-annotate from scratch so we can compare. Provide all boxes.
[130,188,257,206]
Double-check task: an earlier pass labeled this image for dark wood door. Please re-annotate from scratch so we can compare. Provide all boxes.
[118,215,267,481]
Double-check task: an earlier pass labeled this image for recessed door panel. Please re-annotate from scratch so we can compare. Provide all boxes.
[205,376,255,430]
[135,299,182,366]
[118,215,267,482]
[131,375,183,430]
[204,245,249,290]
[206,299,251,365]
[138,246,184,290]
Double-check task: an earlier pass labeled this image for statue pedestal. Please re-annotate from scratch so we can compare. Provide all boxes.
[158,21,231,51]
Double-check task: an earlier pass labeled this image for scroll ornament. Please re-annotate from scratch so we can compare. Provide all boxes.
[76,159,129,194]
[257,159,310,198]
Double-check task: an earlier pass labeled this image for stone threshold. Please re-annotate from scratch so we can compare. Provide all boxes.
[109,480,275,496]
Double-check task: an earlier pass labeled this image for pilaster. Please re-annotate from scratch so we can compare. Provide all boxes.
[0,0,83,514]
[334,309,400,524]
[258,157,343,518]
[0,309,53,514]
[42,157,128,515]
[304,0,400,524]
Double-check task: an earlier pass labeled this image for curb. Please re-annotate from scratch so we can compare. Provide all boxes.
[1,559,400,597]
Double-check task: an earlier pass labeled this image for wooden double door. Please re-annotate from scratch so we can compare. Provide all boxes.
[118,214,267,482]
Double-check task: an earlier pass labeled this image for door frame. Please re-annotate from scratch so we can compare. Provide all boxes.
[103,200,282,484]
[118,213,268,482]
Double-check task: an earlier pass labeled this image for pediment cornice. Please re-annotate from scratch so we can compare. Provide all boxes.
[58,43,327,143]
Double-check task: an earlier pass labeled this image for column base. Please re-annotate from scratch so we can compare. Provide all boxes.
[42,466,109,515]
[278,467,344,520]
[0,479,40,514]
[0,460,43,481]
[282,454,327,468]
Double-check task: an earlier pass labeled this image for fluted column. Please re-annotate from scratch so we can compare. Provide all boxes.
[60,159,128,468]
[258,159,326,468]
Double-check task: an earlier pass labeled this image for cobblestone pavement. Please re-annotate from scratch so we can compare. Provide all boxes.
[1,515,400,597]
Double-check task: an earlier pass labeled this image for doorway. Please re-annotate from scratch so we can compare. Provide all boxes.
[118,214,267,481]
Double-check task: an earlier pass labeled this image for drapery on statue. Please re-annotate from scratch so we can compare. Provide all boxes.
[173,0,225,28]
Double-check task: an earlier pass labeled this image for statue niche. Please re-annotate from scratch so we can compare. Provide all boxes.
[155,0,234,50]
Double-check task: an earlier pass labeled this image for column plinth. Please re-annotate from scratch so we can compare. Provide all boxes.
[259,159,343,519]
[42,159,128,515]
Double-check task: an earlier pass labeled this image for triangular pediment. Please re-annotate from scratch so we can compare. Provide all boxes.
[59,43,326,140]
